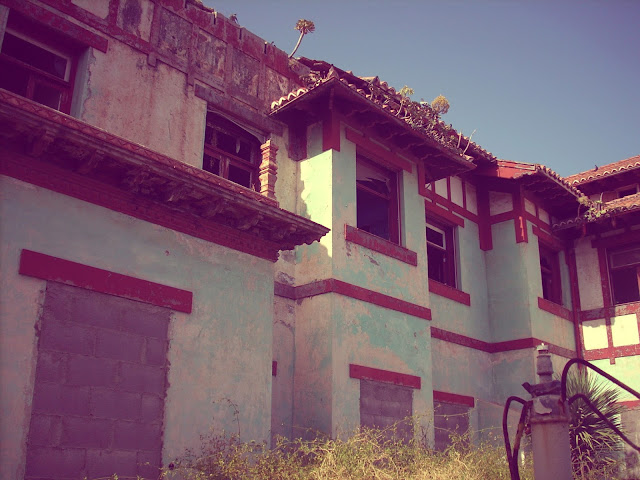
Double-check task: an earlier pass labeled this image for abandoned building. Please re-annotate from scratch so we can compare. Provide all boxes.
[0,0,638,478]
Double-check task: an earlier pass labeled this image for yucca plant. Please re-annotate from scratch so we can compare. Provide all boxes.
[566,368,626,479]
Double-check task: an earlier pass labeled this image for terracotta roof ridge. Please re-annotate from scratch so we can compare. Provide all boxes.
[270,59,497,164]
[565,154,640,185]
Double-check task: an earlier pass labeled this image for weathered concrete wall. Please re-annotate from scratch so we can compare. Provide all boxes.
[432,340,493,401]
[0,176,274,478]
[486,221,532,342]
[331,296,433,438]
[292,295,334,439]
[271,296,295,444]
[429,220,490,342]
[81,41,207,168]
[574,236,604,310]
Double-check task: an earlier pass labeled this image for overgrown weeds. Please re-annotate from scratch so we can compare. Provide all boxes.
[161,424,534,480]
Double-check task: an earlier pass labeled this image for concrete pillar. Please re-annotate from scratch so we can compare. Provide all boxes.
[529,345,573,480]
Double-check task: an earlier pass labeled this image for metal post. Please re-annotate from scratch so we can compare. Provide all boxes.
[528,345,573,480]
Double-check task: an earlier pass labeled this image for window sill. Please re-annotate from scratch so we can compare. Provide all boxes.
[345,225,418,266]
[537,297,572,321]
[428,279,471,306]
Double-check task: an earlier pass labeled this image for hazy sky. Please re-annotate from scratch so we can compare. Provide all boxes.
[204,1,639,177]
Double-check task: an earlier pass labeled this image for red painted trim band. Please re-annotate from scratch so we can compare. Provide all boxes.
[584,344,640,361]
[532,225,565,252]
[1,154,282,262]
[620,400,640,409]
[431,326,576,358]
[349,364,421,389]
[322,111,340,152]
[3,0,109,52]
[429,279,471,306]
[537,297,572,321]
[476,188,492,251]
[274,279,432,321]
[581,302,640,321]
[430,327,492,353]
[344,225,418,266]
[425,200,465,228]
[19,249,193,313]
[433,390,475,408]
[345,128,412,173]
[421,187,479,224]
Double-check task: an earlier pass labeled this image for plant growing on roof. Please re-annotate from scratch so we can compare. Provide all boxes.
[431,95,450,115]
[289,19,315,58]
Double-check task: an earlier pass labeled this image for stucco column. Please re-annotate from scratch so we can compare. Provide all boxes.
[259,139,278,200]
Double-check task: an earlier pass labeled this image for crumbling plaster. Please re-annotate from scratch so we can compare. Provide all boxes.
[0,176,275,476]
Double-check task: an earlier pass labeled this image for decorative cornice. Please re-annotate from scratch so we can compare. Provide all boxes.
[0,90,329,261]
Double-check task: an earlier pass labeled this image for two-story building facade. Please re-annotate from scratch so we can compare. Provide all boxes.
[0,1,637,478]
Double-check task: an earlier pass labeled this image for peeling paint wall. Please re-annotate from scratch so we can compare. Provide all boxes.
[0,176,274,478]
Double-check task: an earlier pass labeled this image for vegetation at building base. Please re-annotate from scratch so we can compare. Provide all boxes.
[160,425,533,480]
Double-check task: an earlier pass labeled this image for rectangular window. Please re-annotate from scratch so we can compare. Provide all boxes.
[539,244,562,305]
[427,220,456,287]
[356,155,399,244]
[609,245,640,305]
[0,14,78,114]
[202,112,260,190]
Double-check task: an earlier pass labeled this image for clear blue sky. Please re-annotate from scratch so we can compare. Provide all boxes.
[204,1,639,177]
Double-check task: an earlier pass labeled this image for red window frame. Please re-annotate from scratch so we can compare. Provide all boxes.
[426,219,456,288]
[0,13,79,114]
[539,243,562,305]
[608,245,640,305]
[356,154,400,244]
[202,112,261,190]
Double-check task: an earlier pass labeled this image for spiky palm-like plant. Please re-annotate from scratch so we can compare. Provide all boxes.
[289,19,315,58]
[566,368,626,478]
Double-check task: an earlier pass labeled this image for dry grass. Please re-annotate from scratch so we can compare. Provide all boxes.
[161,424,534,480]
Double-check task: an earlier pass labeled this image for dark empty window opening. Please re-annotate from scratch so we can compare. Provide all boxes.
[427,220,456,288]
[617,185,639,199]
[539,244,562,305]
[202,112,260,190]
[609,246,640,305]
[356,155,399,244]
[0,14,79,114]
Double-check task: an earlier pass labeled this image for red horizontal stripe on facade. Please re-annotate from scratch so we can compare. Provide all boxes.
[431,326,576,358]
[537,297,573,321]
[532,225,565,252]
[275,279,432,321]
[433,390,475,408]
[349,364,421,389]
[344,225,418,266]
[19,249,193,313]
[428,279,471,306]
[424,200,465,228]
[430,327,492,352]
[345,128,412,173]
[584,344,640,361]
[581,302,640,321]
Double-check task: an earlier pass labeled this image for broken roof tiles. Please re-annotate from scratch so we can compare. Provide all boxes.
[270,58,497,166]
